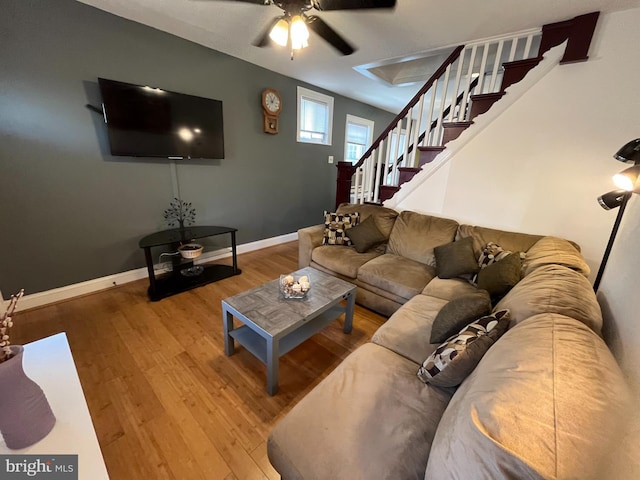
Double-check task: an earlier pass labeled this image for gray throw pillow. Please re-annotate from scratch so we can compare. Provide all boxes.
[430,290,492,344]
[477,252,523,299]
[346,215,387,253]
[418,309,510,387]
[434,236,480,279]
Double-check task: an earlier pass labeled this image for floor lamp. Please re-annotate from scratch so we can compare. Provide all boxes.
[593,138,640,292]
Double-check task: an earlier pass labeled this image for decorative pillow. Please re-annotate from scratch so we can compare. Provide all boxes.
[471,242,525,284]
[434,236,480,279]
[346,215,386,253]
[418,309,510,387]
[430,290,491,344]
[477,242,511,269]
[477,252,523,300]
[322,211,359,246]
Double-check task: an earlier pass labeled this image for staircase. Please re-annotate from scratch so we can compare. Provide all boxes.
[336,12,599,207]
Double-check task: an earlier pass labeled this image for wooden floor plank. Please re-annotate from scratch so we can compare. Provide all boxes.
[11,241,387,479]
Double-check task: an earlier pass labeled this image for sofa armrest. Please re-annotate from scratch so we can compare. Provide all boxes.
[298,224,325,268]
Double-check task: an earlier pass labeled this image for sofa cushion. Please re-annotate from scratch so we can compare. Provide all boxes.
[458,224,542,258]
[421,277,481,300]
[430,290,492,344]
[372,294,448,364]
[387,211,459,267]
[495,264,603,334]
[346,215,387,253]
[322,211,359,246]
[311,245,381,279]
[337,202,398,238]
[267,343,454,480]
[425,313,631,480]
[523,236,590,277]
[357,253,436,301]
[434,236,480,279]
[418,309,510,388]
[476,252,523,300]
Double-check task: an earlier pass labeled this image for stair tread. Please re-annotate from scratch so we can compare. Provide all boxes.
[470,92,506,101]
[418,146,445,151]
[442,121,474,127]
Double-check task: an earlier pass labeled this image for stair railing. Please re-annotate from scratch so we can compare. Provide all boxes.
[341,28,542,205]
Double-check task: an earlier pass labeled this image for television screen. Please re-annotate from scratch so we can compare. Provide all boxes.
[98,78,224,159]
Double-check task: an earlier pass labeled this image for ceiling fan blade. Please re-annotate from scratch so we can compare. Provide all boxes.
[312,0,395,11]
[306,15,355,55]
[252,16,283,47]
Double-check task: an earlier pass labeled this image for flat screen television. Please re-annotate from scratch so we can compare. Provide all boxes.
[98,78,224,159]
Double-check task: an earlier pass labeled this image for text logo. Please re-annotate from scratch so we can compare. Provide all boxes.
[0,455,77,479]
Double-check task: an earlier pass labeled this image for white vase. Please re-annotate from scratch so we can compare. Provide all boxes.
[0,346,56,449]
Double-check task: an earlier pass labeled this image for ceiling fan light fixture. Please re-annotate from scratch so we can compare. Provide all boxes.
[269,18,289,47]
[290,15,309,50]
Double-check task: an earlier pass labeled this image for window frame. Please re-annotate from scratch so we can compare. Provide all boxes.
[344,114,375,164]
[296,86,334,145]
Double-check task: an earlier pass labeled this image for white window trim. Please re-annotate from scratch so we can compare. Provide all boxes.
[344,114,375,164]
[297,86,334,145]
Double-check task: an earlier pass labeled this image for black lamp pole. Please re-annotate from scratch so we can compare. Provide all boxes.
[593,191,631,292]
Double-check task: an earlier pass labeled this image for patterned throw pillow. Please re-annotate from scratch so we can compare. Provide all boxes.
[472,242,524,284]
[417,309,510,387]
[322,211,359,246]
[478,242,511,269]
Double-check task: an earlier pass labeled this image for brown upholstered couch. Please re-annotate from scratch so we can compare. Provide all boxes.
[268,204,630,479]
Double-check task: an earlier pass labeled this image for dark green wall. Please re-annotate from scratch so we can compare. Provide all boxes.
[0,0,395,295]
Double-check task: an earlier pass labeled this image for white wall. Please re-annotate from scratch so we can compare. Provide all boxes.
[395,9,640,473]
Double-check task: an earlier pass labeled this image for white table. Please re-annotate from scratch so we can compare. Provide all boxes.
[0,332,110,479]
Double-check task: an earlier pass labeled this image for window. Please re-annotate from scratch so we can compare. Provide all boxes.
[297,87,334,145]
[344,114,374,164]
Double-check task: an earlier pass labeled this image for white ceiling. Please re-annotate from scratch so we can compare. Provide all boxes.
[76,0,640,113]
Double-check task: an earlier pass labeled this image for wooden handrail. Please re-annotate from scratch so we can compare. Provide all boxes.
[352,44,465,170]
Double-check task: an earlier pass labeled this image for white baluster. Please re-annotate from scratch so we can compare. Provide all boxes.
[390,119,402,185]
[448,51,465,122]
[434,63,452,145]
[354,165,362,204]
[423,80,436,147]
[476,42,490,94]
[402,110,412,168]
[459,44,478,121]
[489,39,504,92]
[365,154,375,202]
[411,93,425,166]
[383,134,392,186]
[523,33,534,59]
[507,37,518,62]
[373,141,384,202]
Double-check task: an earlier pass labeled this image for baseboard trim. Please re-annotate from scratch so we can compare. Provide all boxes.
[16,232,298,311]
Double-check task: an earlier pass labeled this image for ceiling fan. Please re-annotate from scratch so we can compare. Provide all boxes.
[202,0,397,56]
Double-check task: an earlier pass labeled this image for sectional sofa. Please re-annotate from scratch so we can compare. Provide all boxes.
[267,203,631,479]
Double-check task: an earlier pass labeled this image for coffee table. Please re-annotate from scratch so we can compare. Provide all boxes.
[222,267,357,395]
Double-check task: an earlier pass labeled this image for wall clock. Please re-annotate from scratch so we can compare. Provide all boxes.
[262,88,282,134]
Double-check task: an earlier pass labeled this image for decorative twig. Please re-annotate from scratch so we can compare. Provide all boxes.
[0,289,25,363]
[163,198,196,229]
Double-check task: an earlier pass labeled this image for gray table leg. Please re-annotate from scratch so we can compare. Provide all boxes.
[222,303,235,356]
[343,291,355,334]
[266,337,280,396]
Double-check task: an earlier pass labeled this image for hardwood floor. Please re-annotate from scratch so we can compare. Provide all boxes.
[12,241,386,480]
